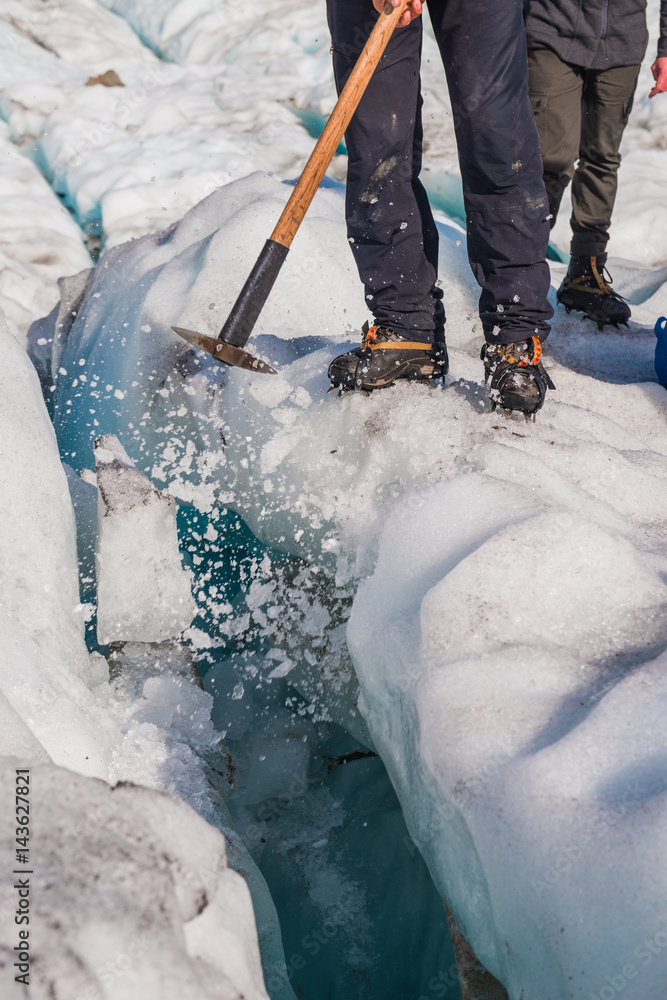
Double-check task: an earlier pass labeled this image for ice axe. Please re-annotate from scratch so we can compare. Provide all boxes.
[173,0,412,375]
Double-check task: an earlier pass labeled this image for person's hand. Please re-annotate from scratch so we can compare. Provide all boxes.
[649,56,667,98]
[373,0,422,27]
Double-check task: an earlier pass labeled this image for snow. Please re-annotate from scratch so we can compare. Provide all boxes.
[39,165,667,997]
[0,313,295,996]
[348,480,667,996]
[0,315,113,778]
[0,120,90,338]
[0,0,326,252]
[0,759,270,1000]
[1,0,667,995]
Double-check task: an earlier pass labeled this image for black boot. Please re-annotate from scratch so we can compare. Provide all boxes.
[556,254,630,329]
[481,336,554,419]
[328,323,448,392]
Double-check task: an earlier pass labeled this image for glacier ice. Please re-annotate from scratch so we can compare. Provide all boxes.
[0,758,271,1000]
[0,312,293,1000]
[37,166,667,998]
[0,314,113,777]
[7,0,667,994]
[0,0,325,251]
[348,476,667,997]
[64,451,299,999]
[0,121,90,338]
[94,433,195,644]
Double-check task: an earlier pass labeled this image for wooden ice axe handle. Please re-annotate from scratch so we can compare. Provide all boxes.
[210,0,411,353]
[272,0,412,248]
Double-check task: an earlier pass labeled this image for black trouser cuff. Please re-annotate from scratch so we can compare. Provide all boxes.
[570,241,608,258]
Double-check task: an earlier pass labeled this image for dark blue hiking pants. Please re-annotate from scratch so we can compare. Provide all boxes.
[327,0,554,345]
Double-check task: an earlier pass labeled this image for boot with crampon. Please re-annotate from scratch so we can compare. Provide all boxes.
[481,335,554,420]
[556,254,630,330]
[327,322,448,392]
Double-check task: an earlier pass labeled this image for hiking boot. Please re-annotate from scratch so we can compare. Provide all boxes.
[481,335,554,419]
[556,254,630,329]
[328,322,448,392]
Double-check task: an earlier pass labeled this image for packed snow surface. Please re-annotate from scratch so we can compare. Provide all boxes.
[42,170,667,998]
[0,0,324,254]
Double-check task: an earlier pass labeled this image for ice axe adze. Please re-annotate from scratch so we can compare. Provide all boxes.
[173,0,412,375]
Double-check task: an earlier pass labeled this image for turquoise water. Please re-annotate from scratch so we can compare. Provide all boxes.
[176,502,460,1000]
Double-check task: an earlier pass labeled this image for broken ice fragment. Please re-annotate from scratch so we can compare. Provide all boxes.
[94,434,195,644]
[267,659,294,679]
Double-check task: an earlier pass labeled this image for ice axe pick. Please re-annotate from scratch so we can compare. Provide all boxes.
[173,0,412,374]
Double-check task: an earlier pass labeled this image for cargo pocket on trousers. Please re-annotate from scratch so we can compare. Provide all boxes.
[621,94,635,128]
[530,92,549,116]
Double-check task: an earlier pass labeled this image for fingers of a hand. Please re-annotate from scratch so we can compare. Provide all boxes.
[649,77,667,98]
[402,0,422,22]
[649,58,667,95]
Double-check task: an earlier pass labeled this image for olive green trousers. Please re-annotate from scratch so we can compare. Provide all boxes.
[528,47,640,257]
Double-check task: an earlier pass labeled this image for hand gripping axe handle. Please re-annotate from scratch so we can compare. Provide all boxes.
[173,0,412,374]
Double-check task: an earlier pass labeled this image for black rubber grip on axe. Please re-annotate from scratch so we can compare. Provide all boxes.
[219,238,290,348]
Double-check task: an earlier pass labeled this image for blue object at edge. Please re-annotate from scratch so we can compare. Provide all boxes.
[655,317,667,388]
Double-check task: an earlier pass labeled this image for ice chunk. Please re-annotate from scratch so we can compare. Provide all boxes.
[28,268,94,389]
[95,434,195,644]
[0,758,270,1000]
[349,474,667,999]
[106,639,297,1000]
[0,314,112,777]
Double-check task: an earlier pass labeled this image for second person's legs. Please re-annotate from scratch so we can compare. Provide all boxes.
[571,63,641,257]
[551,62,639,327]
[527,47,583,226]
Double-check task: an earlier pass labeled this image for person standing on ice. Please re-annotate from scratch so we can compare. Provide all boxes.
[326,0,555,418]
[525,0,667,329]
